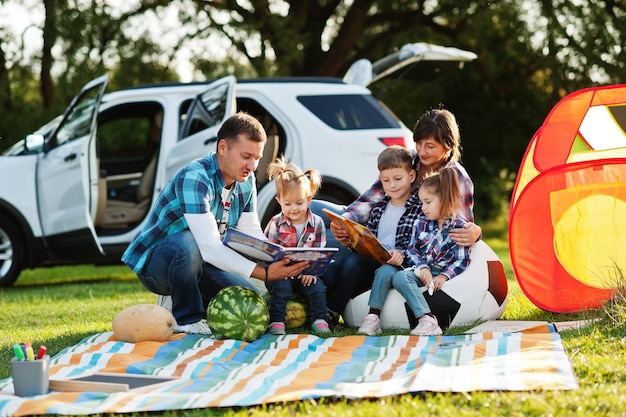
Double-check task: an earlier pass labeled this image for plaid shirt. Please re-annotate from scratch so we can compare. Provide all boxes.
[264,210,326,249]
[122,152,256,274]
[343,156,474,224]
[366,193,422,266]
[407,217,471,280]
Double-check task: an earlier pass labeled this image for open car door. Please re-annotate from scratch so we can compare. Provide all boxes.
[343,42,477,87]
[35,75,109,259]
[164,75,237,179]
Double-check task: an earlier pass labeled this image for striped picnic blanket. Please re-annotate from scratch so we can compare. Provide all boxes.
[0,324,577,416]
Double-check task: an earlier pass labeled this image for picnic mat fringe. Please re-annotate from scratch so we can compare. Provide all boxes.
[0,324,577,416]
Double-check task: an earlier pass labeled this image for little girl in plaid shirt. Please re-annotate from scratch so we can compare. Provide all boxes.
[264,157,331,335]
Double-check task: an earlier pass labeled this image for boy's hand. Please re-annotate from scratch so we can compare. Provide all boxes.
[330,221,354,247]
[386,249,403,266]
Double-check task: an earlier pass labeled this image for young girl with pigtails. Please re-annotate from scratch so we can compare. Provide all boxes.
[263,157,331,335]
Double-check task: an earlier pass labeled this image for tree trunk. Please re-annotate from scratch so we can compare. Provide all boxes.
[0,44,11,112]
[41,0,57,108]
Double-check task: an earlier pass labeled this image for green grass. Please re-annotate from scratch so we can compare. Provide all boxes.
[1,238,626,417]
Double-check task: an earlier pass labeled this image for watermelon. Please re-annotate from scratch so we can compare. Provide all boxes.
[206,286,269,342]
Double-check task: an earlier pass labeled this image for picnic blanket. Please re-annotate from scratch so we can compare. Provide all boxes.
[0,324,577,416]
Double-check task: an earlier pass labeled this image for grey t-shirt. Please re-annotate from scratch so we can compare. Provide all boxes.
[376,202,405,250]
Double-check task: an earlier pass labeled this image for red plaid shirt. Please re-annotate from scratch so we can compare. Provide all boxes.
[264,210,327,249]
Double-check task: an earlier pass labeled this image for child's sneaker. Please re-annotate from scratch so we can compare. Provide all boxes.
[174,319,213,336]
[410,315,442,336]
[311,319,331,334]
[268,322,286,335]
[358,313,382,335]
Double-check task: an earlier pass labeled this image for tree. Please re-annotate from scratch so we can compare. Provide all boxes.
[1,0,625,223]
[0,0,178,149]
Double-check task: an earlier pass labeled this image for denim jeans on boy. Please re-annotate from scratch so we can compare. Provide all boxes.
[137,230,260,326]
[266,277,327,324]
[368,264,401,309]
[389,268,435,319]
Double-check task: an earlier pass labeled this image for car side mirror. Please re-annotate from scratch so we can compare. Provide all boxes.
[24,134,44,152]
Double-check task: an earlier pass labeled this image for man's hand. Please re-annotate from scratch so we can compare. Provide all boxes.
[449,222,482,247]
[330,221,353,247]
[267,258,308,280]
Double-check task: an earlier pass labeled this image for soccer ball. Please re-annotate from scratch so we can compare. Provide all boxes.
[343,240,509,330]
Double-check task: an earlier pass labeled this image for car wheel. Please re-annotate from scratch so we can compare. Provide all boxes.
[316,191,354,206]
[0,214,24,287]
[261,199,282,229]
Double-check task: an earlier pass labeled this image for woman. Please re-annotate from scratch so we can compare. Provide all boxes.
[317,108,481,327]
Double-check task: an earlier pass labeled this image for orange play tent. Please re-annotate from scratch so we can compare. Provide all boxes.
[509,84,626,313]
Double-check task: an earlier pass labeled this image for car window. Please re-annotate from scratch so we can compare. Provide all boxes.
[297,94,400,130]
[54,84,103,147]
[97,102,163,176]
[180,81,230,140]
[179,99,192,135]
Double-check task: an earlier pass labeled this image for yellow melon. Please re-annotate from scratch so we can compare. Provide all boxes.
[112,304,175,343]
[285,298,308,329]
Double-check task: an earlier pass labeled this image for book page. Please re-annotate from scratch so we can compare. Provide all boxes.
[223,228,338,275]
[223,229,282,263]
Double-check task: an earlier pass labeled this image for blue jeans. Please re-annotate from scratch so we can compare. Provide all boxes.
[368,264,401,309]
[266,278,327,323]
[389,268,432,318]
[138,230,259,325]
[321,251,381,315]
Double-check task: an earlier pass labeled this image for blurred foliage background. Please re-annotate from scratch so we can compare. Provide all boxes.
[1,0,625,225]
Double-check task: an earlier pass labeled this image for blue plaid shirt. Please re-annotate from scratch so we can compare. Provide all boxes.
[366,193,422,267]
[343,157,474,224]
[122,152,256,274]
[407,217,471,279]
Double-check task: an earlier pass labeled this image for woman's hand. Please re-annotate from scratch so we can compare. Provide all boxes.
[449,222,482,247]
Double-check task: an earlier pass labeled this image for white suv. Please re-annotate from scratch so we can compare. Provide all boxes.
[0,43,476,286]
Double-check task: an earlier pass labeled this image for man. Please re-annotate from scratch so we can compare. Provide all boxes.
[122,112,307,335]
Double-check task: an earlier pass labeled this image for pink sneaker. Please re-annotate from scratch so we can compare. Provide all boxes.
[410,315,442,336]
[268,322,286,335]
[311,319,331,334]
[358,313,382,335]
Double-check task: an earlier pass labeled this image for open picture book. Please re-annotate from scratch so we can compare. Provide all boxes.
[322,208,391,264]
[223,228,338,276]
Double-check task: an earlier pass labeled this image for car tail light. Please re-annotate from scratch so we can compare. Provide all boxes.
[379,137,408,147]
